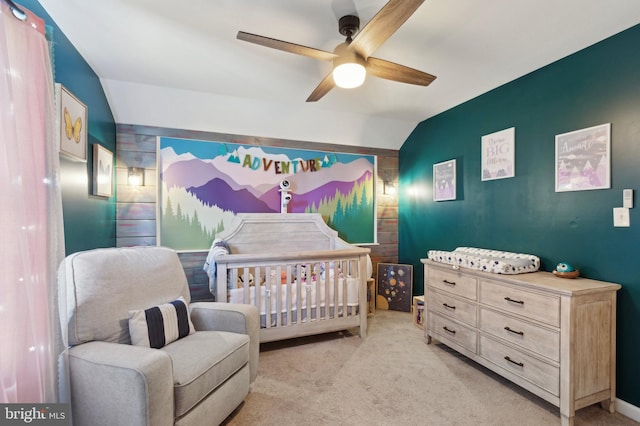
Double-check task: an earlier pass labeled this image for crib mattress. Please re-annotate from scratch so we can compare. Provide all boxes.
[427,247,540,274]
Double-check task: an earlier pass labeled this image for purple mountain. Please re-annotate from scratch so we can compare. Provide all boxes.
[187,178,277,213]
[164,159,264,197]
[164,159,218,189]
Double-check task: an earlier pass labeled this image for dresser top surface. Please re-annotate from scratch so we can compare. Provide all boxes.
[422,259,621,295]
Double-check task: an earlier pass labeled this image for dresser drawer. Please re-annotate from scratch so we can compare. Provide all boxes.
[428,289,477,327]
[479,280,560,327]
[428,312,477,354]
[479,335,559,396]
[479,308,559,362]
[428,267,477,300]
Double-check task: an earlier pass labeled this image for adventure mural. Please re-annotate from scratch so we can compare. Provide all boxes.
[158,137,376,250]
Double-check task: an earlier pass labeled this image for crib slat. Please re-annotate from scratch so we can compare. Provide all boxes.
[285,264,293,326]
[275,265,282,328]
[344,260,351,318]
[322,260,328,319]
[331,258,338,317]
[296,263,303,324]
[228,268,236,302]
[216,263,228,302]
[338,260,343,316]
[307,263,322,321]
[251,266,258,326]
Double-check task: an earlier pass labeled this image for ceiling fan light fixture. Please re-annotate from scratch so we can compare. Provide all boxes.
[333,62,366,88]
[332,45,366,89]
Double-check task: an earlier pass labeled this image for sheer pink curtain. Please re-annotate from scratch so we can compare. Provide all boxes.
[0,3,66,403]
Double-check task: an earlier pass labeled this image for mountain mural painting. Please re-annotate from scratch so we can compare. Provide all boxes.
[158,137,376,250]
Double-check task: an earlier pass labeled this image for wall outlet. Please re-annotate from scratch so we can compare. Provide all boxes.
[614,207,630,227]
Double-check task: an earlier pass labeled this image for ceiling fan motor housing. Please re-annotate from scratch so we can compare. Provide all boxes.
[339,15,360,40]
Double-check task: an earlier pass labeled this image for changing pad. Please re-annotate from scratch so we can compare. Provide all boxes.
[427,247,540,274]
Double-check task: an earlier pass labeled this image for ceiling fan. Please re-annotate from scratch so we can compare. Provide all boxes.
[237,0,436,102]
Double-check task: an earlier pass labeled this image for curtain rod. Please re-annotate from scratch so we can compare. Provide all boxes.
[3,0,27,21]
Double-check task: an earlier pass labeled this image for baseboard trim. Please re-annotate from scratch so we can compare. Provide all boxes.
[617,398,640,422]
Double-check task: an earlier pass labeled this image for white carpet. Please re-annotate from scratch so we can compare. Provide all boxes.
[224,310,638,426]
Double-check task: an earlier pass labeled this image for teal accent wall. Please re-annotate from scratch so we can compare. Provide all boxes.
[399,24,640,407]
[20,1,117,253]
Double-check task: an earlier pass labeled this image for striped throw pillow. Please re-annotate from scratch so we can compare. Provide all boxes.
[128,296,195,348]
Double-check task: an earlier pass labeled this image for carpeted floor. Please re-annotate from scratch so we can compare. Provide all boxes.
[223,310,638,426]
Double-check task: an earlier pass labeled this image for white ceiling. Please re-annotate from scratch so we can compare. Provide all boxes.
[38,0,640,150]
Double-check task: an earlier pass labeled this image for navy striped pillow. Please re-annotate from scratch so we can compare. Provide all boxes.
[128,296,195,348]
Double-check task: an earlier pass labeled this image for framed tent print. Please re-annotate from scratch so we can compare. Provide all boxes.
[555,123,610,192]
[433,159,456,201]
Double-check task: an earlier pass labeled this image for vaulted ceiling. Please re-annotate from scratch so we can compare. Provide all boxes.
[38,0,640,149]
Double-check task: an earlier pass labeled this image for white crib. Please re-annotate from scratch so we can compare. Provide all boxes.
[211,213,370,343]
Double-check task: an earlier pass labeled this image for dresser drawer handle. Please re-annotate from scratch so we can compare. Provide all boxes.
[504,296,524,305]
[504,356,524,367]
[442,326,456,335]
[442,279,456,286]
[504,326,524,336]
[442,303,456,310]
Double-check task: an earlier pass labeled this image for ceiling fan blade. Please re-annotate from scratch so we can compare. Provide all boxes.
[350,0,424,59]
[237,31,338,61]
[366,57,436,86]
[306,72,335,102]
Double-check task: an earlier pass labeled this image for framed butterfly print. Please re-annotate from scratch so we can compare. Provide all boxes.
[56,83,87,162]
[93,144,113,197]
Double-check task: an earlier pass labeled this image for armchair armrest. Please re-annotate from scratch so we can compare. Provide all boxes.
[190,302,259,382]
[68,341,173,426]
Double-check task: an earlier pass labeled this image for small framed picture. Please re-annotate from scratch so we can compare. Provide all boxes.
[482,127,515,181]
[555,123,611,192]
[433,159,456,201]
[376,263,413,312]
[93,144,113,197]
[56,83,87,162]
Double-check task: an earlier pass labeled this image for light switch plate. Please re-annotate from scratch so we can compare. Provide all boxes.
[623,189,633,208]
[614,207,630,227]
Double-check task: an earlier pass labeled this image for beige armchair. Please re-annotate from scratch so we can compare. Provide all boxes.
[59,246,259,426]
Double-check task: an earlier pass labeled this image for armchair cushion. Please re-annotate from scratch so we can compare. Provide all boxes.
[190,302,260,382]
[129,296,195,348]
[161,331,250,417]
[60,246,191,346]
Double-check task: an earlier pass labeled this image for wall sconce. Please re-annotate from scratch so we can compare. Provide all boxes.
[128,167,145,186]
[383,180,397,195]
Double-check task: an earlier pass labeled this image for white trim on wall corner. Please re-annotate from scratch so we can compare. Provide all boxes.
[617,398,640,423]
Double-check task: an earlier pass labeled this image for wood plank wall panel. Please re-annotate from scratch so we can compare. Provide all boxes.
[115,132,157,249]
[178,252,211,301]
[375,155,399,266]
[115,124,399,301]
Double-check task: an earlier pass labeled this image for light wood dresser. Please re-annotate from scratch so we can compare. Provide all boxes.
[421,259,621,426]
